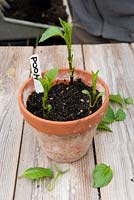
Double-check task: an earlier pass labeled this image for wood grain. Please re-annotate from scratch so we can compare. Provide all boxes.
[34,45,84,71]
[83,43,134,200]
[0,47,33,200]
[14,45,99,200]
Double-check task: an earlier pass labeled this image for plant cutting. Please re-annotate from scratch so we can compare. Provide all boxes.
[18,164,69,191]
[18,18,109,163]
[18,162,113,190]
[97,93,133,132]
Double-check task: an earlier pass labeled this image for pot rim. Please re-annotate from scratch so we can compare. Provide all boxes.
[18,68,109,125]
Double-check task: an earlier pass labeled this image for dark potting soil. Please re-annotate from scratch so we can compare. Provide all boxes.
[4,0,68,26]
[27,79,102,121]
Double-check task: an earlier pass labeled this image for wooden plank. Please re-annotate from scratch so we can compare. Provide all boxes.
[83,43,134,200]
[14,45,99,200]
[0,47,33,200]
[35,45,84,71]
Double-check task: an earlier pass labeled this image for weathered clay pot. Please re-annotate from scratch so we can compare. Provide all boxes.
[18,68,109,162]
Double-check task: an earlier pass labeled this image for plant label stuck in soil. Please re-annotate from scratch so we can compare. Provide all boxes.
[30,54,44,93]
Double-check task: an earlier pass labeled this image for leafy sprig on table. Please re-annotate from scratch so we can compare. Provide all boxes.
[97,94,134,132]
[18,163,113,190]
[39,18,74,84]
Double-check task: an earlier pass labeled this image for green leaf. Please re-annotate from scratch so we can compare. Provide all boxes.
[110,94,125,106]
[97,122,112,132]
[59,18,72,48]
[96,92,104,99]
[38,77,50,92]
[124,97,134,105]
[93,163,113,188]
[92,91,104,107]
[82,89,90,96]
[102,106,115,124]
[59,18,67,28]
[47,104,52,113]
[115,108,126,121]
[38,78,45,88]
[92,70,99,97]
[38,77,48,88]
[39,27,64,43]
[45,68,58,83]
[18,167,53,180]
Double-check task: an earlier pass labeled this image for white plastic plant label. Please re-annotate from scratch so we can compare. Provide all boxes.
[30,54,44,93]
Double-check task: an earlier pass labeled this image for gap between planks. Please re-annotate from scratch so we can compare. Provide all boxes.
[12,47,35,200]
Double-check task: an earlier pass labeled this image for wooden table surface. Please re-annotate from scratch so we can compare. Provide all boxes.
[0,44,134,200]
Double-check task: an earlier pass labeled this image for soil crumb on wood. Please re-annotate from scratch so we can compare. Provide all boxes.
[27,79,102,121]
[4,0,68,26]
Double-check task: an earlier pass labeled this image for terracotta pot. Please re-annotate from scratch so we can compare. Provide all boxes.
[18,68,109,162]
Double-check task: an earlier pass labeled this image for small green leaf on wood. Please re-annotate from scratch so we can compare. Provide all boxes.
[124,97,134,105]
[39,18,74,83]
[115,108,126,121]
[18,167,53,180]
[101,106,115,124]
[39,27,64,43]
[110,94,125,106]
[97,122,112,132]
[93,163,113,188]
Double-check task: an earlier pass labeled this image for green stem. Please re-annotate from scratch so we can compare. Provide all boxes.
[68,47,74,84]
[92,88,96,104]
[42,100,47,118]
[88,93,92,109]
[91,92,104,108]
[48,172,61,191]
[42,93,49,118]
[48,164,69,191]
